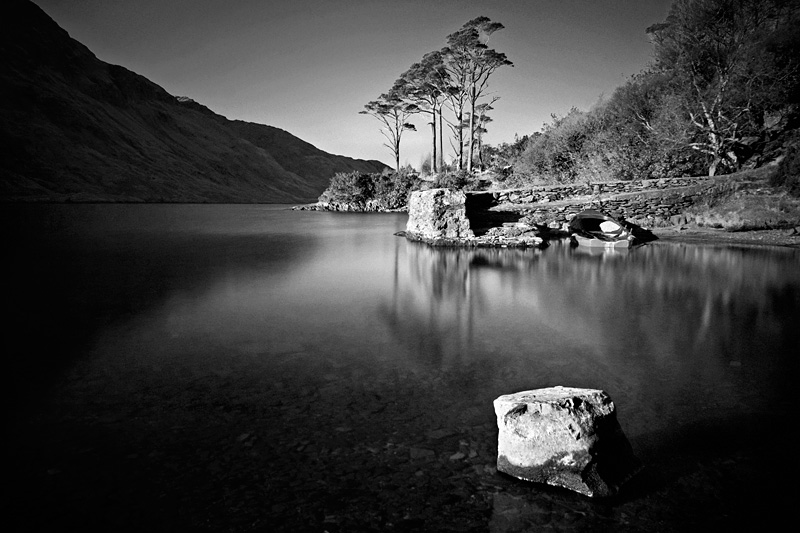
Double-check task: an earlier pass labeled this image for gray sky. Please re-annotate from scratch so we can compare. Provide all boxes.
[34,0,674,168]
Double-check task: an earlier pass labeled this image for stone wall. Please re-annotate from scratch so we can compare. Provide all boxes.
[471,175,748,227]
[490,176,715,205]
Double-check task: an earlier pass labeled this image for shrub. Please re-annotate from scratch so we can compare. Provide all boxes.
[374,169,421,209]
[318,169,421,210]
[318,171,374,207]
[433,170,472,190]
[770,133,800,197]
[688,191,800,231]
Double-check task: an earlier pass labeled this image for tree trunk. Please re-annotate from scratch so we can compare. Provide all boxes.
[457,111,464,170]
[467,85,476,172]
[477,133,483,170]
[431,113,437,173]
[395,115,400,172]
[708,157,718,177]
[438,109,444,170]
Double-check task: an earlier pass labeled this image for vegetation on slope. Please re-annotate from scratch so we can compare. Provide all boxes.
[487,0,800,187]
[352,1,800,195]
[317,169,421,211]
[319,0,800,228]
[0,0,387,203]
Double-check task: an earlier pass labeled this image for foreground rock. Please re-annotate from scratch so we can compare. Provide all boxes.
[494,386,641,497]
[403,189,544,247]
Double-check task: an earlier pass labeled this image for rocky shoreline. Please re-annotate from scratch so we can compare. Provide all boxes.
[292,202,406,213]
[399,224,800,250]
[653,225,800,248]
[296,187,800,249]
[396,224,547,248]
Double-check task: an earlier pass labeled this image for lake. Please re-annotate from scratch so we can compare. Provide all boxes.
[6,204,800,532]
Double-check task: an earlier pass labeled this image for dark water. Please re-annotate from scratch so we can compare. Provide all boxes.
[6,204,800,532]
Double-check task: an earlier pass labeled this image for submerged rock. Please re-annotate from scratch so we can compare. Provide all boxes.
[493,386,641,497]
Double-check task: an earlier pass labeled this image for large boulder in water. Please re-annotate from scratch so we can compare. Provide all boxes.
[405,189,474,240]
[494,386,641,497]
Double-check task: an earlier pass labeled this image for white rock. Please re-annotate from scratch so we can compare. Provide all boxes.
[405,189,474,240]
[494,386,641,497]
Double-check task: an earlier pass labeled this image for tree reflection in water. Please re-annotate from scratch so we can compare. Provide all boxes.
[10,203,798,531]
[381,238,800,459]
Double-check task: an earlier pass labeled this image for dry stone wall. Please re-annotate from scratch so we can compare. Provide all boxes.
[475,176,745,227]
[491,176,714,205]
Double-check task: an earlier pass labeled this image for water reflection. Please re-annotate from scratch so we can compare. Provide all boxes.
[7,205,800,531]
[386,239,800,367]
[381,238,800,455]
[4,204,323,403]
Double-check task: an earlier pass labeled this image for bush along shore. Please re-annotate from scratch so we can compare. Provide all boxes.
[293,169,494,212]
[293,169,420,212]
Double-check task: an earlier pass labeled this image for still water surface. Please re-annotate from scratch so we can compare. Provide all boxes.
[7,204,800,531]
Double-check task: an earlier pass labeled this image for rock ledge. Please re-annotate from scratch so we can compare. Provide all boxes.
[404,189,545,248]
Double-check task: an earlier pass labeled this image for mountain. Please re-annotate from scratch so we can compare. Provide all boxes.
[0,0,388,203]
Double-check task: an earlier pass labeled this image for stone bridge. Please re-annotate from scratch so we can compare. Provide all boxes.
[466,174,755,228]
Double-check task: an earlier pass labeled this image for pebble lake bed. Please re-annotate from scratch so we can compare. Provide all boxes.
[7,204,799,532]
[12,319,798,533]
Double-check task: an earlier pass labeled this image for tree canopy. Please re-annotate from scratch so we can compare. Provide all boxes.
[359,91,417,172]
[497,0,800,185]
[359,1,799,189]
[647,0,800,175]
[361,16,511,173]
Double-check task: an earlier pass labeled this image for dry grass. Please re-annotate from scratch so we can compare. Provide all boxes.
[686,188,800,231]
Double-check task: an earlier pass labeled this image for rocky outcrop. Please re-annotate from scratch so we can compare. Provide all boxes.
[405,189,475,240]
[494,386,641,497]
[402,189,545,247]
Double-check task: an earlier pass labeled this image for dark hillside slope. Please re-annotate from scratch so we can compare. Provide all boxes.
[0,0,387,203]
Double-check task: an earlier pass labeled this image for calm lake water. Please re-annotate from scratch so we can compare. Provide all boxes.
[7,204,800,532]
